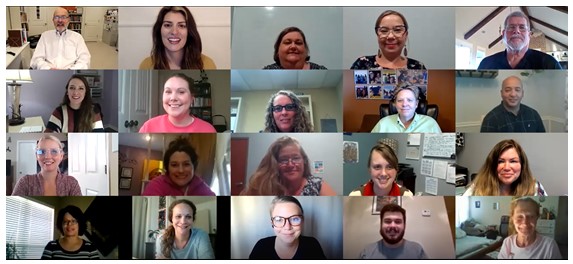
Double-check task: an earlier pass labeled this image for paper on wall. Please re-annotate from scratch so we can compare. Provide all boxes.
[446,165,456,184]
[425,177,438,195]
[407,133,421,145]
[420,158,433,176]
[405,146,420,160]
[431,160,448,180]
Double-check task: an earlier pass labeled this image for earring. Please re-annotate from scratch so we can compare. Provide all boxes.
[377,49,382,58]
[404,46,408,57]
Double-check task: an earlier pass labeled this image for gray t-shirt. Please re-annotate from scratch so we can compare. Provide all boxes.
[359,239,428,259]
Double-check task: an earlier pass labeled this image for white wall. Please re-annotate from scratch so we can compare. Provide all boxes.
[343,7,455,69]
[456,133,568,196]
[231,7,343,69]
[231,196,343,259]
[118,7,231,69]
[343,196,455,259]
[236,133,343,195]
[231,88,342,133]
[456,70,567,132]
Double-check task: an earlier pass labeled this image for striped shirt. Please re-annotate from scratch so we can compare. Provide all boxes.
[45,105,104,133]
[41,239,100,259]
[11,172,82,196]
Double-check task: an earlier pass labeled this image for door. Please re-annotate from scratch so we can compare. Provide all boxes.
[16,140,37,182]
[83,7,105,41]
[118,70,157,132]
[68,133,108,195]
[25,6,54,35]
[230,138,248,195]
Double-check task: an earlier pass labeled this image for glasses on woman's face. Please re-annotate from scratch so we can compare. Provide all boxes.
[278,156,303,166]
[271,103,297,113]
[63,219,78,226]
[375,25,407,38]
[36,149,61,156]
[271,215,303,227]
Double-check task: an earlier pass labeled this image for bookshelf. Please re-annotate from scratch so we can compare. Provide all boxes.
[67,11,83,34]
[191,82,213,124]
[75,70,103,99]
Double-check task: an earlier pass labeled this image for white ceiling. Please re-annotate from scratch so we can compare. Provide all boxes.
[456,6,568,52]
[119,133,165,151]
[230,70,342,91]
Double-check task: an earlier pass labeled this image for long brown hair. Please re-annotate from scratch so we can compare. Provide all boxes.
[61,74,94,132]
[151,6,204,69]
[241,136,312,195]
[263,90,313,132]
[160,199,197,258]
[471,139,536,196]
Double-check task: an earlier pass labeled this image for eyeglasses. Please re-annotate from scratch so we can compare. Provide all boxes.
[36,149,61,156]
[375,25,407,37]
[505,24,529,32]
[271,103,297,113]
[63,219,78,226]
[278,156,304,166]
[53,16,69,20]
[271,215,303,227]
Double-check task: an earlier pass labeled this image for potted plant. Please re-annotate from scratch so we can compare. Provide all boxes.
[145,229,162,259]
[6,241,20,259]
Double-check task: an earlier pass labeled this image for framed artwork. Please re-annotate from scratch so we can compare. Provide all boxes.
[121,167,133,178]
[120,178,131,189]
[372,196,402,215]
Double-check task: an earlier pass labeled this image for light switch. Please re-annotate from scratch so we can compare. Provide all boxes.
[422,210,431,217]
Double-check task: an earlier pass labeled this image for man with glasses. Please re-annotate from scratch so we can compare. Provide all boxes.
[360,203,428,259]
[31,7,91,69]
[478,11,561,69]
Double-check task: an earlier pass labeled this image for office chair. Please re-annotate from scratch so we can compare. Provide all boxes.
[379,98,439,120]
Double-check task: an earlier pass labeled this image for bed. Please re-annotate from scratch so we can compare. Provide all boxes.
[456,228,503,259]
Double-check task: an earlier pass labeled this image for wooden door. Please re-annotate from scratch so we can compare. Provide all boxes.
[230,138,248,195]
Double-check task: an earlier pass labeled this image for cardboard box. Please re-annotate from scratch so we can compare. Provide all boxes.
[8,29,25,47]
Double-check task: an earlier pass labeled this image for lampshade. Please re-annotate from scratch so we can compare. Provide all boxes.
[6,70,33,84]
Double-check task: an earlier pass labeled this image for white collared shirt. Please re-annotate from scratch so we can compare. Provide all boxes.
[30,29,91,69]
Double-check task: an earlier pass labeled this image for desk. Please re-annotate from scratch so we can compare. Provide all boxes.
[8,116,45,133]
[6,42,31,69]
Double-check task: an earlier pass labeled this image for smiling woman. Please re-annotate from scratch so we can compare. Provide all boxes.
[263,27,327,70]
[263,90,313,132]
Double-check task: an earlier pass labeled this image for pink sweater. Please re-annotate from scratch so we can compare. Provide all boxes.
[142,174,216,196]
[139,115,216,133]
[12,172,82,196]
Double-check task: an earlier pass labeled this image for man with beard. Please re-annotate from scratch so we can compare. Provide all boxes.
[359,203,428,259]
[478,11,561,70]
[31,7,91,69]
[481,76,545,132]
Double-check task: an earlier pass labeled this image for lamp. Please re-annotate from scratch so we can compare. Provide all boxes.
[6,70,33,126]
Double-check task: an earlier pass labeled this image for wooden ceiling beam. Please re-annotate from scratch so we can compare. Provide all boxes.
[488,35,503,49]
[545,35,568,49]
[464,7,507,40]
[529,16,568,36]
[548,6,568,14]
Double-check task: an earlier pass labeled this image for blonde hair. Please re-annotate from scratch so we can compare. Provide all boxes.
[37,134,64,149]
[471,139,536,196]
[241,136,312,195]
[508,197,540,235]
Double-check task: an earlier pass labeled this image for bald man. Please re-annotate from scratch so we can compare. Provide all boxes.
[30,7,91,69]
[480,76,545,132]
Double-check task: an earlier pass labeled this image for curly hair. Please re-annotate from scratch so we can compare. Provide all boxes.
[508,197,540,235]
[471,139,537,196]
[160,199,197,258]
[61,74,94,132]
[241,136,312,195]
[263,90,313,132]
[272,26,311,66]
[56,205,87,236]
[151,6,204,69]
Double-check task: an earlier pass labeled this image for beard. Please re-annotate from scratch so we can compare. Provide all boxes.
[502,34,527,52]
[380,227,405,245]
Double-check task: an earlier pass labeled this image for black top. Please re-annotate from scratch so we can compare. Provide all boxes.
[249,236,327,260]
[477,49,562,70]
[350,55,426,70]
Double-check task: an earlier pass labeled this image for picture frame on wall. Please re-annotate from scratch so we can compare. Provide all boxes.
[372,196,402,215]
[120,178,131,189]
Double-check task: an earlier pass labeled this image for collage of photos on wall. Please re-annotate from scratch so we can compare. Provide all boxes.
[4,5,568,261]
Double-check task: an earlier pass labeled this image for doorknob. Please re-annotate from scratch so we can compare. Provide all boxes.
[124,120,129,128]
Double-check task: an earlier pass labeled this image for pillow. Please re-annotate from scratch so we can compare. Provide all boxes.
[455,227,467,239]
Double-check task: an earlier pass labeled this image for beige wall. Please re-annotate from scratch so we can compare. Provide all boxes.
[468,196,560,226]
[231,87,342,132]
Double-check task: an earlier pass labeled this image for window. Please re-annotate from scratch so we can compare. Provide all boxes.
[455,44,472,69]
[455,196,469,227]
[475,48,486,69]
[6,197,54,259]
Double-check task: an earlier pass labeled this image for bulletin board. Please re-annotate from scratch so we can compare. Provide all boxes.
[422,134,456,159]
